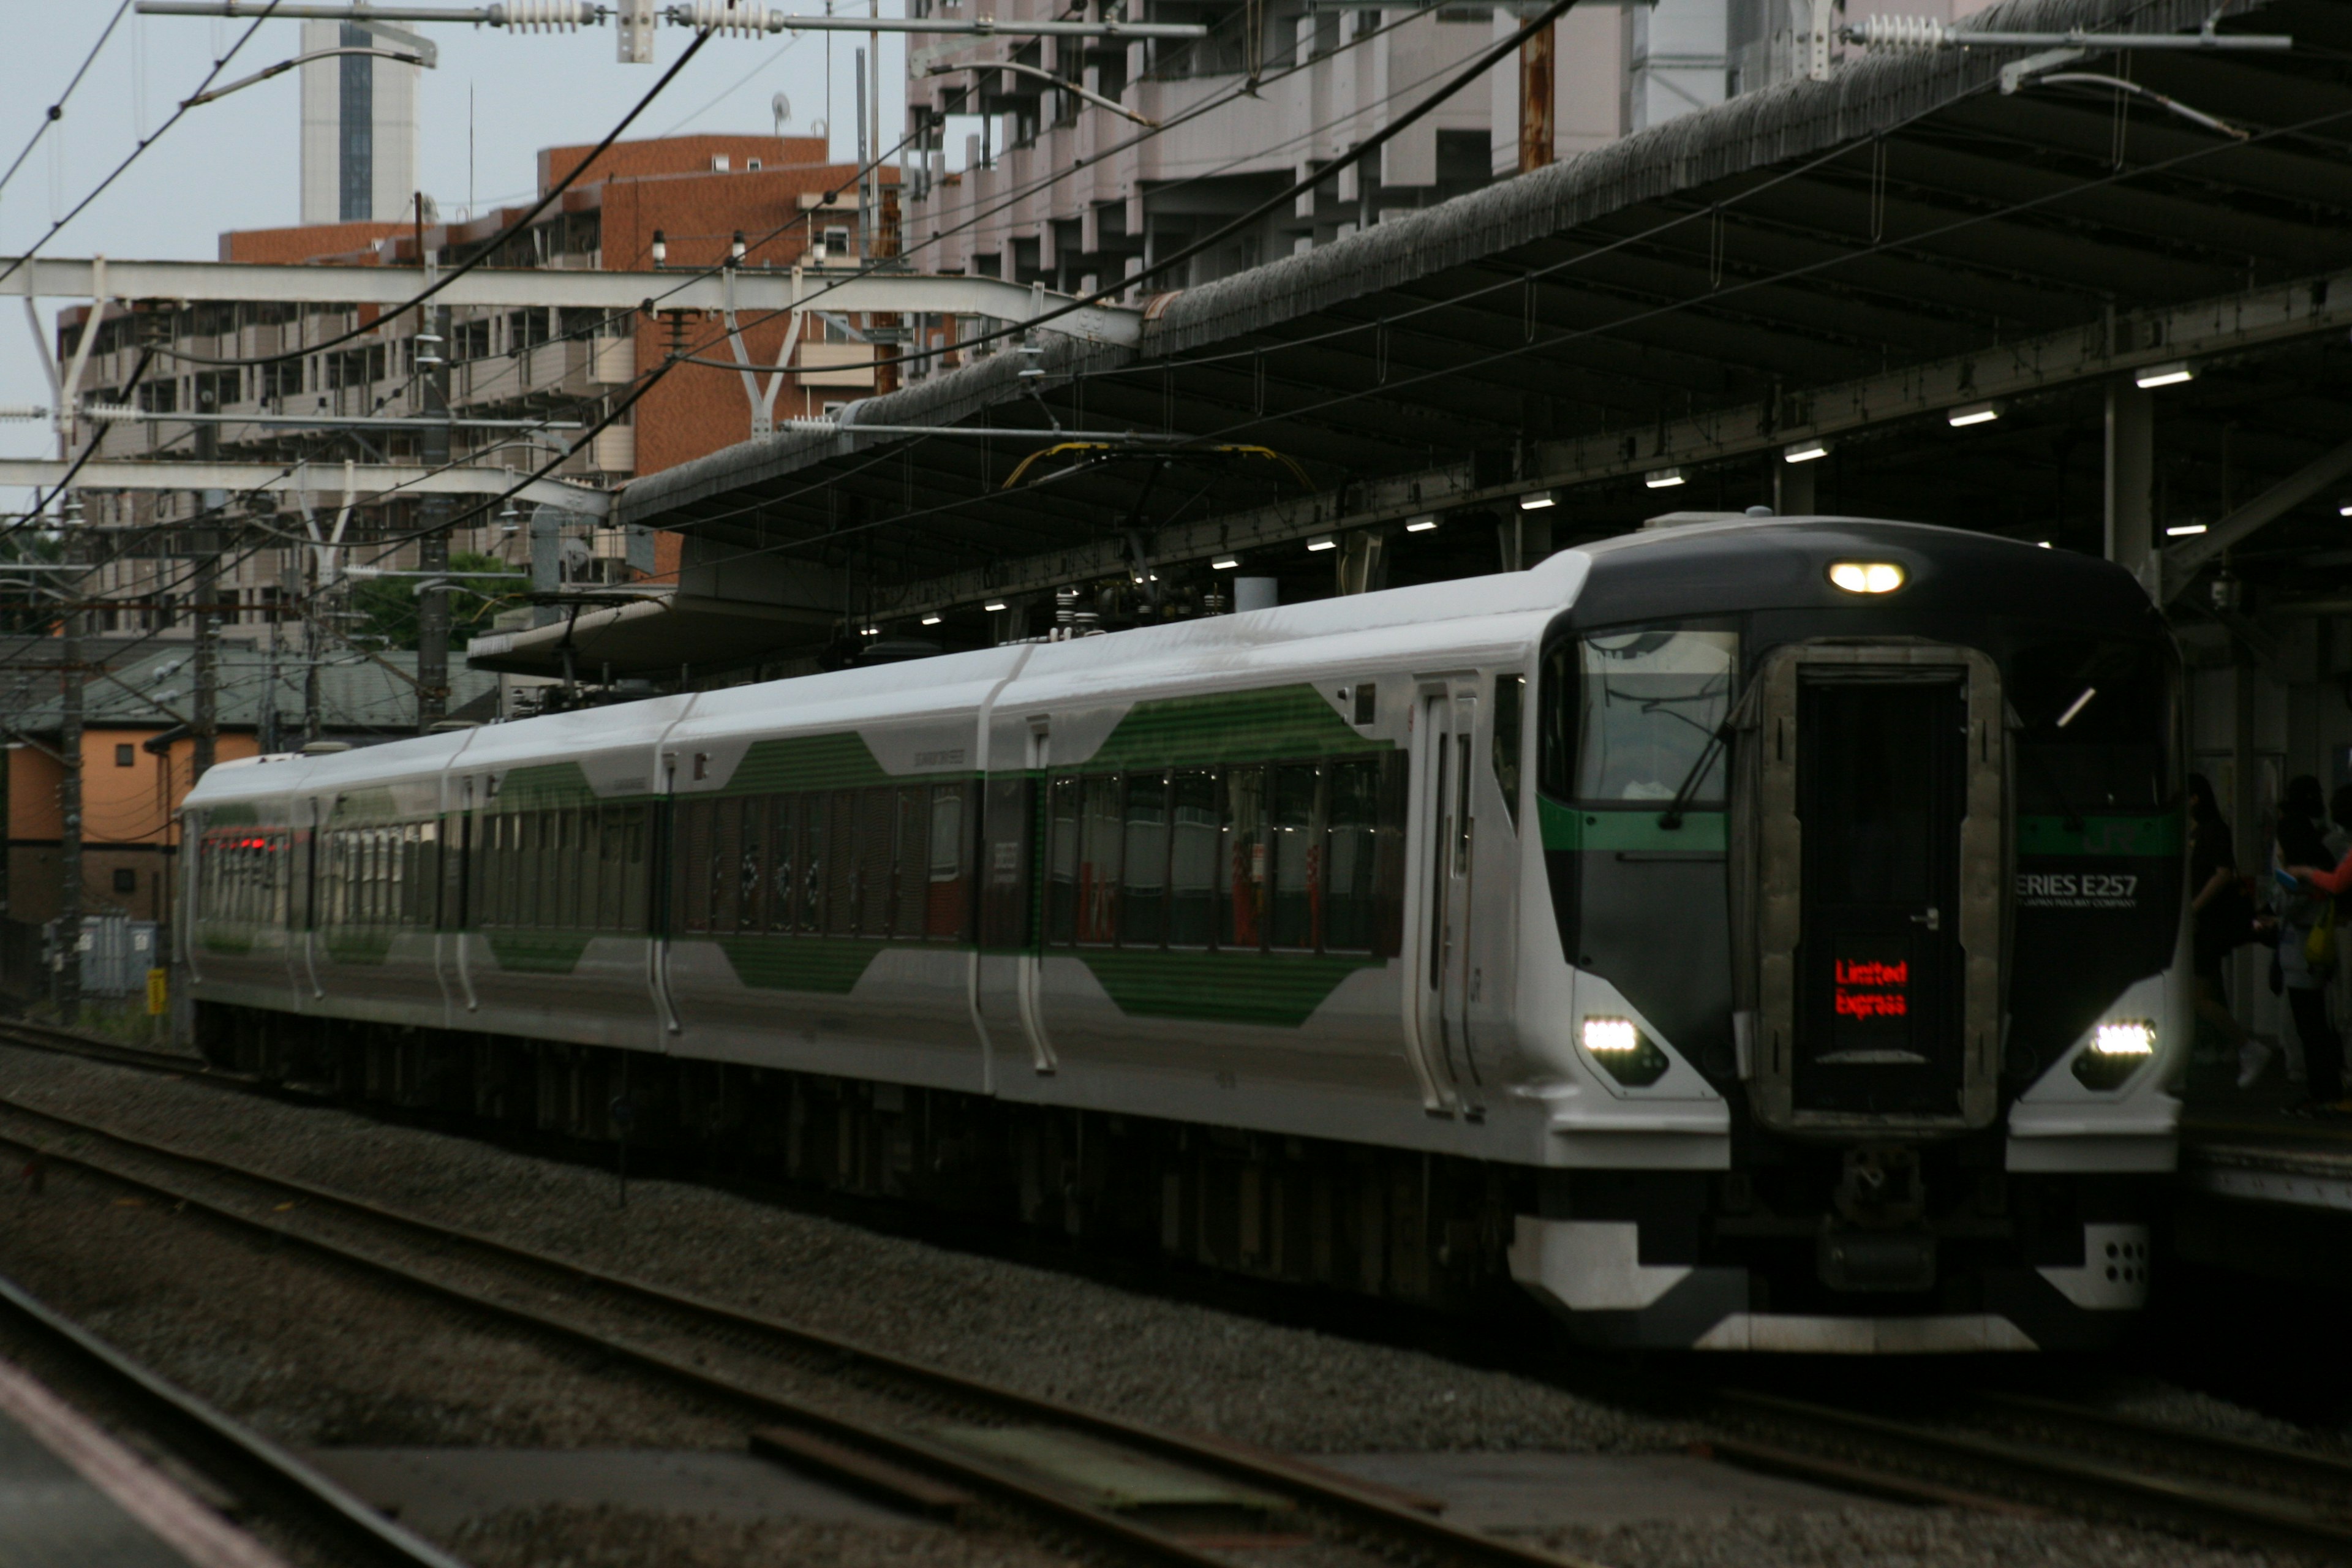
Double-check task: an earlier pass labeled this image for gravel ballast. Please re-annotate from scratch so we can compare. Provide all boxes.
[0,1044,2324,1568]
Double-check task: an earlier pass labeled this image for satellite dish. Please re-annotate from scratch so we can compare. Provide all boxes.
[772,92,792,135]
[809,116,827,139]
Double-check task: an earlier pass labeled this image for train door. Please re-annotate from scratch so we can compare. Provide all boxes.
[1748,643,2005,1132]
[1405,683,1476,1112]
[1014,718,1057,1074]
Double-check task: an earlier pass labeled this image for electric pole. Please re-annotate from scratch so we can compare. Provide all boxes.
[57,513,83,1028]
[416,300,453,731]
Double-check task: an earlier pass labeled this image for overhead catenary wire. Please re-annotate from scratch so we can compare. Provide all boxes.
[0,2,284,289]
[0,1,137,205]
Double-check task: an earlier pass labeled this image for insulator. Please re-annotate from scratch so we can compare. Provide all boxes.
[678,1,778,34]
[489,1,594,31]
[1854,13,1953,48]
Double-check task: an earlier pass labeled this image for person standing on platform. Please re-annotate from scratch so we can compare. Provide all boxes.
[2188,775,2261,1085]
[2274,775,2346,1113]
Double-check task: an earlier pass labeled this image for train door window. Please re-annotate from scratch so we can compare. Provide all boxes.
[1121,773,1169,949]
[926,783,967,941]
[606,809,635,930]
[892,788,929,939]
[1167,769,1220,948]
[623,804,649,932]
[1326,760,1381,951]
[1078,774,1122,945]
[1222,766,1266,950]
[1492,672,1525,829]
[826,791,861,937]
[768,796,799,932]
[801,794,829,934]
[857,788,895,937]
[1046,776,1082,946]
[737,796,766,930]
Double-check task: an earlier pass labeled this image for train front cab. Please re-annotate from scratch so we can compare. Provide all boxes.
[1507,522,2185,1352]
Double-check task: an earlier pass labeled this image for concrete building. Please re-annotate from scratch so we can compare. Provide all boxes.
[903,0,1995,295]
[53,135,889,657]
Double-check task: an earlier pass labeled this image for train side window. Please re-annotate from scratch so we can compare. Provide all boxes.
[801,794,827,935]
[1046,776,1081,946]
[1121,772,1169,949]
[768,795,799,933]
[1167,769,1220,949]
[1077,774,1122,946]
[1222,766,1266,950]
[623,804,649,933]
[600,805,626,932]
[736,796,766,930]
[1270,763,1322,951]
[1492,672,1525,829]
[858,787,895,938]
[825,791,861,937]
[1326,760,1381,951]
[892,788,930,939]
[926,783,967,941]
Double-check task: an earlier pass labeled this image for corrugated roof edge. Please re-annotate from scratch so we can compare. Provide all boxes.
[617,333,1134,525]
[1140,0,2268,355]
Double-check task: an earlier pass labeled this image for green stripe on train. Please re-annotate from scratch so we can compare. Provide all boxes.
[726,733,894,794]
[495,762,599,811]
[1538,797,1727,853]
[715,935,883,993]
[1077,949,1383,1026]
[323,929,394,965]
[1084,685,1389,772]
[2016,813,2181,856]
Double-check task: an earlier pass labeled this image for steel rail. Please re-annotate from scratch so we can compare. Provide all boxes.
[0,1270,467,1568]
[0,1082,1606,1568]
[1714,1389,2352,1560]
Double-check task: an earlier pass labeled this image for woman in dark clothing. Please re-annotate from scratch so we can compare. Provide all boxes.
[2187,774,2260,1084]
[2274,775,2345,1110]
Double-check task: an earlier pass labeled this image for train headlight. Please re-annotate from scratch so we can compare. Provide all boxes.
[1828,560,1906,594]
[1581,1016,1670,1087]
[2073,1019,2155,1089]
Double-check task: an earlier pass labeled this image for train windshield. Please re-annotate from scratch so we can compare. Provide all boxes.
[2008,635,2176,814]
[1540,624,1739,805]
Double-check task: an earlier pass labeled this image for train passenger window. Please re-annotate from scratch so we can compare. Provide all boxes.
[622,804,649,933]
[1077,775,1122,946]
[1167,770,1220,948]
[826,793,861,937]
[1223,766,1266,950]
[767,796,799,932]
[927,783,967,941]
[1121,773,1169,949]
[737,797,766,930]
[858,788,896,937]
[1492,673,1525,829]
[893,788,929,939]
[1326,760,1381,951]
[600,807,626,932]
[801,795,827,934]
[1546,625,1738,805]
[1046,777,1082,945]
[1270,764,1322,951]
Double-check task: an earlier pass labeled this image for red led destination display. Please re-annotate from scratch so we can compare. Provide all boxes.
[1833,958,1909,1019]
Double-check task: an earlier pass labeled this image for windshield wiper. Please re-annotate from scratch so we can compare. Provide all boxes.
[1659,723,1731,831]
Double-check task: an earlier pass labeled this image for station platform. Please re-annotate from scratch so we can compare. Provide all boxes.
[2169,1077,2352,1292]
[0,1351,286,1568]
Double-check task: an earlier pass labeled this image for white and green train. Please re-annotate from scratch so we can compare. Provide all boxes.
[181,514,2186,1351]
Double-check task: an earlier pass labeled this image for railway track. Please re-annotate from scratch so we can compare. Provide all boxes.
[0,1081,1605,1568]
[0,1265,467,1568]
[8,1020,2351,1562]
[1707,1386,2352,1560]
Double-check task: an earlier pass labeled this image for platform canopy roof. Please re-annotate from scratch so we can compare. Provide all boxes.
[614,0,2352,647]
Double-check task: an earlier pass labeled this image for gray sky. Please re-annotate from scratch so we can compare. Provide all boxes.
[3,6,907,483]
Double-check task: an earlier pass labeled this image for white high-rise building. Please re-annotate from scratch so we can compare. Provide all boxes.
[299,21,420,224]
